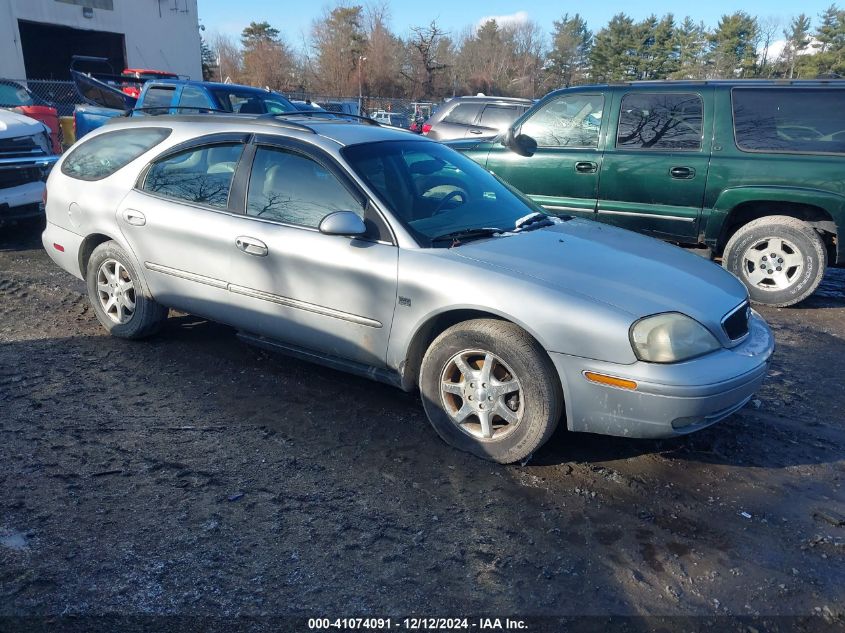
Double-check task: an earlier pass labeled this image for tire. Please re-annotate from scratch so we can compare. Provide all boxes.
[419,319,562,464]
[86,240,168,339]
[722,215,827,307]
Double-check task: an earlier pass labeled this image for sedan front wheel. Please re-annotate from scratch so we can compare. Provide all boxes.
[420,319,562,463]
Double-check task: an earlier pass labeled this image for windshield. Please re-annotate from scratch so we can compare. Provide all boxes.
[211,89,295,114]
[342,140,545,245]
[0,82,35,107]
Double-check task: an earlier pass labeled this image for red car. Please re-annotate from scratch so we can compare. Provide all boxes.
[120,68,179,99]
[0,79,61,153]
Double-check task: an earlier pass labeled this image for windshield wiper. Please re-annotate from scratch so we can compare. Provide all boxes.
[430,227,503,246]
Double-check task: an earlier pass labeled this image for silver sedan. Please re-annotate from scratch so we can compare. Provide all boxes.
[41,113,774,463]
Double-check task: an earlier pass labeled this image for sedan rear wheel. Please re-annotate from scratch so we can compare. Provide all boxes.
[86,240,168,339]
[420,319,562,463]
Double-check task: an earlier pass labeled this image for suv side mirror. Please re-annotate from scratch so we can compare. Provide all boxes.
[319,211,367,237]
[508,132,537,157]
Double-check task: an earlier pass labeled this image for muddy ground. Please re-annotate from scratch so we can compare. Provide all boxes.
[0,221,843,631]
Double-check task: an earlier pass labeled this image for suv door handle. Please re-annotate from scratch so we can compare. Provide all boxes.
[575,161,598,173]
[122,209,146,226]
[235,236,268,257]
[670,166,695,179]
[469,129,484,135]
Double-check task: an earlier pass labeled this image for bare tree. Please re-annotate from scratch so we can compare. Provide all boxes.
[403,21,451,98]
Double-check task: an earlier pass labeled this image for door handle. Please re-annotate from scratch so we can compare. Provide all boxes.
[469,129,484,135]
[122,209,146,226]
[235,236,268,257]
[575,161,598,174]
[670,166,695,179]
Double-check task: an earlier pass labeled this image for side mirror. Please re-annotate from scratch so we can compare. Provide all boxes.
[318,211,367,237]
[511,133,538,157]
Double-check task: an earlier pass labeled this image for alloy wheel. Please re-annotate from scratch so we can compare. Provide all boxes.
[96,259,136,324]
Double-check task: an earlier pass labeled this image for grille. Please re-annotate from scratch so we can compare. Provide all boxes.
[722,301,750,340]
[0,135,42,159]
[0,167,40,190]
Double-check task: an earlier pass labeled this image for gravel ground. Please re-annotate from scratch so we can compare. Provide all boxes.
[1,221,843,631]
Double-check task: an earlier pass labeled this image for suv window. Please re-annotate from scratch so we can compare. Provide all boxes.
[142,86,175,115]
[246,146,362,227]
[617,93,703,150]
[521,94,603,148]
[443,103,482,125]
[61,128,171,181]
[142,143,244,208]
[733,88,845,154]
[178,85,212,111]
[478,105,520,129]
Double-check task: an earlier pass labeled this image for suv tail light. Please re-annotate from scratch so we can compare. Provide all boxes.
[422,123,432,135]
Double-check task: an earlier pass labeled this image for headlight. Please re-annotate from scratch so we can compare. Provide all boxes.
[33,130,52,154]
[630,312,721,363]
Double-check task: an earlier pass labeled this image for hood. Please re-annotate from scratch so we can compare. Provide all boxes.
[0,108,47,139]
[452,218,747,326]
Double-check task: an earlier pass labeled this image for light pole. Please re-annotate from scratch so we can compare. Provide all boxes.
[357,55,367,116]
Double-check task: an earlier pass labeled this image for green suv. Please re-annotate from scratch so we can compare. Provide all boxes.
[454,81,844,306]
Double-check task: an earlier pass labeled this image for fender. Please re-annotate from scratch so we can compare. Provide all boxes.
[704,186,845,262]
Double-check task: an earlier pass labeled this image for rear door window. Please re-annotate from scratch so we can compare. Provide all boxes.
[616,93,703,150]
[61,127,171,181]
[141,86,176,115]
[443,103,482,125]
[478,105,519,129]
[142,143,244,208]
[177,85,213,111]
[732,88,845,154]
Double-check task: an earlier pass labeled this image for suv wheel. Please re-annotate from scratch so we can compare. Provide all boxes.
[722,215,827,307]
[86,240,168,338]
[419,319,562,464]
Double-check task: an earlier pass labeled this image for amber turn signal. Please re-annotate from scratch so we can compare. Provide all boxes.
[584,371,638,391]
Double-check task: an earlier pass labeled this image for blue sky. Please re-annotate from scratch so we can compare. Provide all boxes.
[199,0,834,45]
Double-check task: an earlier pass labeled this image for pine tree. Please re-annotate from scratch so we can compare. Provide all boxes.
[546,14,592,87]
[590,13,637,82]
[672,18,709,79]
[709,12,759,78]
[782,14,812,78]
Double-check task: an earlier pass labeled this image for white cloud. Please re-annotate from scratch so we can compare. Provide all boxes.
[476,11,529,30]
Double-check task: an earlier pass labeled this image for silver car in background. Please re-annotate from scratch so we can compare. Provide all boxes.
[423,96,532,141]
[42,113,774,463]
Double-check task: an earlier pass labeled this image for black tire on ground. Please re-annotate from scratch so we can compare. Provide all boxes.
[419,318,562,464]
[722,215,828,308]
[86,240,168,339]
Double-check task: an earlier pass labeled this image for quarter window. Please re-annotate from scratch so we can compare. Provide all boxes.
[616,93,703,150]
[733,88,845,154]
[246,147,362,227]
[61,128,171,181]
[521,94,603,148]
[142,143,244,208]
[443,103,482,125]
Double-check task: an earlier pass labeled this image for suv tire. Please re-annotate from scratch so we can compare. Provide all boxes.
[722,215,827,307]
[86,240,168,338]
[419,319,562,464]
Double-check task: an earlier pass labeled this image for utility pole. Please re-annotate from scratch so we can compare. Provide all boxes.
[357,55,367,115]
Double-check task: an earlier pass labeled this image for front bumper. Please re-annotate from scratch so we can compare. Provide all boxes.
[551,312,775,438]
[0,155,58,219]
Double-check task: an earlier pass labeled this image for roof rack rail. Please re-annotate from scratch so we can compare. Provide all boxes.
[130,106,229,114]
[264,111,382,126]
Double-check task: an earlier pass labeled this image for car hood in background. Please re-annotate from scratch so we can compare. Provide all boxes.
[452,219,747,324]
[0,108,46,138]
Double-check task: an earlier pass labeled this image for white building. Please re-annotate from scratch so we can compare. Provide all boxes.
[0,0,202,80]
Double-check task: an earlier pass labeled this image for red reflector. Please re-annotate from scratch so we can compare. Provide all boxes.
[422,123,432,134]
[53,243,65,252]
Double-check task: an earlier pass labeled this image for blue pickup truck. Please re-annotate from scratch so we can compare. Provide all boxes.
[72,72,297,139]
